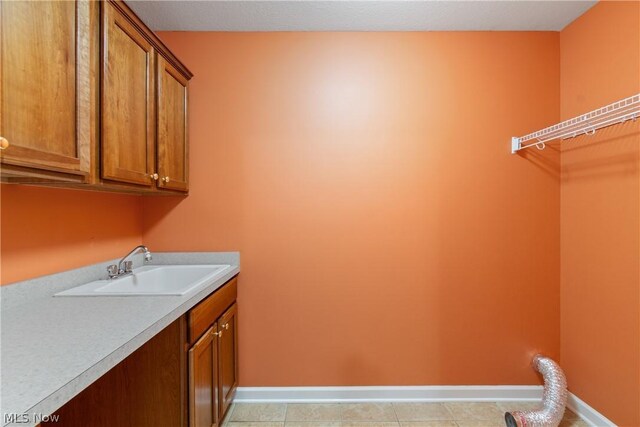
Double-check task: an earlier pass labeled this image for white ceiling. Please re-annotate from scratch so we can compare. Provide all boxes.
[127,0,596,32]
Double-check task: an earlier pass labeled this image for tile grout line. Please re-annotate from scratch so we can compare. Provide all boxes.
[227,402,235,425]
[391,402,400,426]
[283,402,289,425]
[447,402,467,426]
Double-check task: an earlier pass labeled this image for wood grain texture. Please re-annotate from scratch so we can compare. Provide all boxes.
[43,317,187,427]
[107,0,193,80]
[0,0,91,177]
[76,0,91,175]
[189,324,219,427]
[157,55,189,192]
[101,0,155,187]
[1,0,193,193]
[218,303,238,420]
[189,277,237,346]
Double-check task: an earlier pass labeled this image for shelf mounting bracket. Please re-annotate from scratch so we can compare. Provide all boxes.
[511,137,520,154]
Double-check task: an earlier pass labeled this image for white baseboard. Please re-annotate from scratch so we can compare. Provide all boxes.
[235,385,544,403]
[235,386,617,427]
[567,392,616,427]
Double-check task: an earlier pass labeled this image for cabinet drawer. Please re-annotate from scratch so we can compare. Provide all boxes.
[188,277,237,345]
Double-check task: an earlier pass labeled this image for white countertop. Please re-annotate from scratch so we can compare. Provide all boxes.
[0,252,239,427]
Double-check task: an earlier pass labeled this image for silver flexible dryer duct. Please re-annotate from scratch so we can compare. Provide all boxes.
[504,355,568,427]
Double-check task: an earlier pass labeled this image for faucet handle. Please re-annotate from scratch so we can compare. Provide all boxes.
[123,261,133,273]
[107,264,119,278]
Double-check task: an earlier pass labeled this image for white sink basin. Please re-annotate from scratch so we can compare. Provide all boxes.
[55,265,232,297]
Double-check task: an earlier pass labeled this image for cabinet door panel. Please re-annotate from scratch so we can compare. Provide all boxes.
[189,324,219,427]
[157,55,189,192]
[218,303,238,419]
[101,1,155,186]
[0,0,90,176]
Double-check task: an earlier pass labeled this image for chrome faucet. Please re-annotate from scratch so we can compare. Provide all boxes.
[107,245,153,279]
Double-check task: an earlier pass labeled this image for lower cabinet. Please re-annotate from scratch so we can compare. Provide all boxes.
[218,303,238,418]
[188,280,238,427]
[43,276,238,427]
[189,324,219,427]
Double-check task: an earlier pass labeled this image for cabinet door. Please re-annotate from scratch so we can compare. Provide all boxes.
[0,0,91,177]
[101,1,155,187]
[157,55,189,192]
[218,303,238,419]
[189,324,219,427]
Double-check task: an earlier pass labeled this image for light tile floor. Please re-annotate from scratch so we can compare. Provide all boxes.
[223,402,588,427]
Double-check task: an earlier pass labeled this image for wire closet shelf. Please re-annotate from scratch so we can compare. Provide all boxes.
[511,93,640,154]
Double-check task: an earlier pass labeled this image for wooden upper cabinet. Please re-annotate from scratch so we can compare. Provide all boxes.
[0,0,91,179]
[101,1,155,187]
[157,56,189,192]
[189,324,219,427]
[1,0,192,193]
[218,303,238,419]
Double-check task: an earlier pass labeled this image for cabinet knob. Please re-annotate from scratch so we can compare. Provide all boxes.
[162,176,170,183]
[0,137,9,150]
[150,173,159,180]
[224,323,229,330]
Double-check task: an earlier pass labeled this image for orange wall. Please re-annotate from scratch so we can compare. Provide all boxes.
[1,185,143,285]
[560,2,640,426]
[144,32,561,386]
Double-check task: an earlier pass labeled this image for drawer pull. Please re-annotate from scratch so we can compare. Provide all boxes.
[0,137,9,150]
